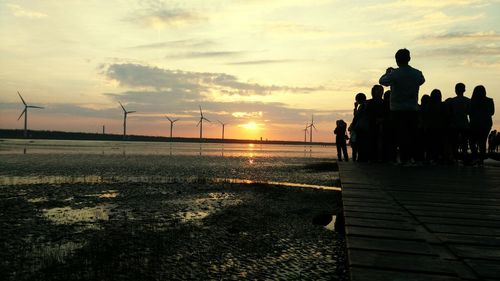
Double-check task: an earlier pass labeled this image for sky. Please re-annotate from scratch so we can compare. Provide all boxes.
[0,0,499,142]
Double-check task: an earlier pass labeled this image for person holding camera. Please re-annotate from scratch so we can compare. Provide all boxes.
[379,49,425,165]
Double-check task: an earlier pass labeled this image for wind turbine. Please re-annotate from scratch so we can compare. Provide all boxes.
[165,116,179,139]
[197,106,210,141]
[218,120,228,141]
[119,101,136,139]
[303,123,309,143]
[307,114,317,143]
[17,91,43,138]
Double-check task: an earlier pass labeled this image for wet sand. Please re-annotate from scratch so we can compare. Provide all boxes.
[0,154,346,280]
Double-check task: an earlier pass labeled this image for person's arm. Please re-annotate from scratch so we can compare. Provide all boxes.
[418,71,425,86]
[379,68,393,86]
[490,98,495,116]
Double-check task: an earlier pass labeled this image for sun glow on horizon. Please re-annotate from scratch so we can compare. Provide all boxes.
[239,121,261,130]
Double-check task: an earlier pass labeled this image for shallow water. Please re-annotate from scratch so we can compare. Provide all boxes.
[0,139,340,158]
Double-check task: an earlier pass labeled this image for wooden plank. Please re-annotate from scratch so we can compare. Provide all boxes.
[344,205,404,215]
[348,249,456,275]
[341,183,380,190]
[416,216,500,228]
[409,209,500,220]
[350,268,460,281]
[342,190,389,199]
[347,236,435,255]
[343,200,397,209]
[464,259,500,279]
[404,203,500,213]
[344,210,409,222]
[345,217,414,230]
[346,226,423,241]
[449,244,500,260]
[438,233,500,247]
[426,224,500,236]
[343,197,393,204]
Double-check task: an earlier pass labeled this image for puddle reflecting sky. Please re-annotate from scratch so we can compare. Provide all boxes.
[43,204,113,225]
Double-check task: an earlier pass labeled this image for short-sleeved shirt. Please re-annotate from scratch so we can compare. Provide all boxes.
[379,65,425,111]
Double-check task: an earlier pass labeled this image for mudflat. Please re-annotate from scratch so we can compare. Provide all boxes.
[0,153,346,280]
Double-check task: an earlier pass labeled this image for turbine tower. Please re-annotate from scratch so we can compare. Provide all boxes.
[196,105,210,141]
[17,91,43,138]
[307,114,317,143]
[165,116,179,139]
[303,124,309,143]
[218,120,228,141]
[119,101,136,139]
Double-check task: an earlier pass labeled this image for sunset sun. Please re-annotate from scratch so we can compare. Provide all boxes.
[240,121,259,130]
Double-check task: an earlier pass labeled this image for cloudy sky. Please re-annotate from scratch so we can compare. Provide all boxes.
[1,0,499,141]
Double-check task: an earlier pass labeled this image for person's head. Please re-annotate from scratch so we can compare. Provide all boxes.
[336,119,346,128]
[355,93,366,103]
[395,48,411,66]
[421,94,430,107]
[430,89,442,103]
[455,83,466,96]
[371,85,384,100]
[472,85,486,101]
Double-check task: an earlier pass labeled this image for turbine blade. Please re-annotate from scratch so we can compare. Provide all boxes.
[199,106,203,117]
[166,116,172,122]
[203,117,211,122]
[128,111,136,114]
[28,106,44,109]
[119,101,126,112]
[196,120,201,127]
[18,91,27,106]
[173,119,179,123]
[17,109,26,120]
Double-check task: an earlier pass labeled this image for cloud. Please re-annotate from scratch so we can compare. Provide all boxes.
[167,51,245,59]
[421,44,500,57]
[126,1,204,29]
[101,91,346,125]
[380,12,484,31]
[102,63,323,96]
[227,59,299,65]
[129,39,215,49]
[7,4,48,19]
[419,31,500,43]
[368,0,490,9]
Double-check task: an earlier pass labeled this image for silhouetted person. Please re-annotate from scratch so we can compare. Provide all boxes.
[469,85,495,166]
[366,85,385,161]
[497,131,500,152]
[334,119,349,161]
[379,49,425,165]
[349,93,369,162]
[489,130,497,153]
[382,90,397,162]
[417,94,430,162]
[448,83,471,162]
[426,89,447,163]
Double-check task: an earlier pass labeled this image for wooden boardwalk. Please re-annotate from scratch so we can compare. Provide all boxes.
[338,162,500,281]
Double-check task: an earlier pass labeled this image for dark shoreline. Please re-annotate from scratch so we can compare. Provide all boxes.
[0,129,333,146]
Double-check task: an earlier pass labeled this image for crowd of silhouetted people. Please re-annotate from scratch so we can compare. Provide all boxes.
[334,48,496,166]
